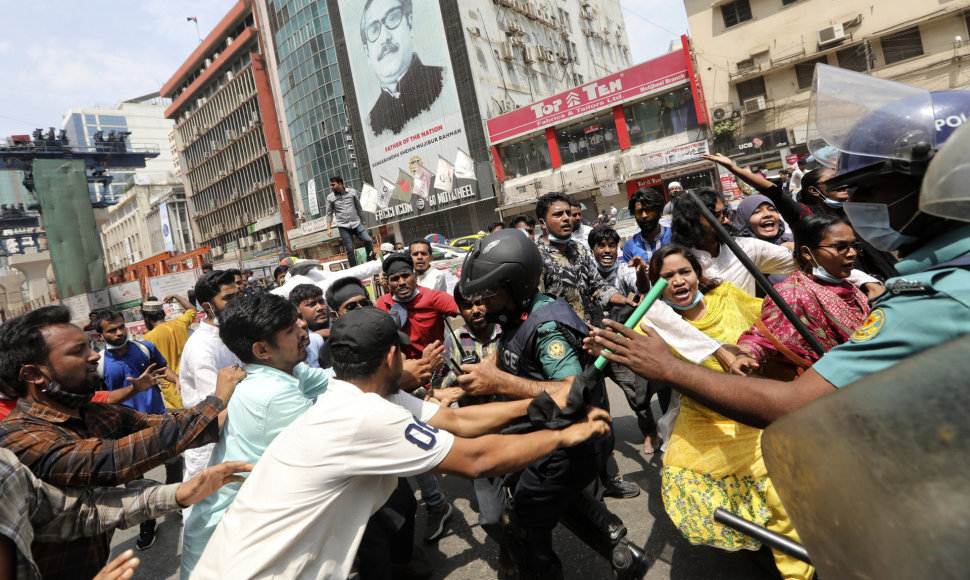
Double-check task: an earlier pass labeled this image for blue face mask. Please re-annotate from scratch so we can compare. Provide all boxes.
[662,290,704,311]
[820,196,844,209]
[812,266,844,283]
[597,261,619,273]
[547,232,571,244]
[104,338,128,350]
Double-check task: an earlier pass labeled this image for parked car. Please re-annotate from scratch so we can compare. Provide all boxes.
[449,234,486,249]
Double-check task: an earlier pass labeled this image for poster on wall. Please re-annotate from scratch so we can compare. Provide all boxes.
[87,289,110,311]
[107,280,142,310]
[63,294,91,322]
[147,271,199,302]
[338,0,484,224]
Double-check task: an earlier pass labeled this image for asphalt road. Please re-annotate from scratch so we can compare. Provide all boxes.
[110,380,779,579]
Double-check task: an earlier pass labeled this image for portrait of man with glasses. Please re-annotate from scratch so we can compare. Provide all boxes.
[359,0,445,136]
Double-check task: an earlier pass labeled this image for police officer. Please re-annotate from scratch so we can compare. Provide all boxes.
[457,228,647,580]
[590,64,970,429]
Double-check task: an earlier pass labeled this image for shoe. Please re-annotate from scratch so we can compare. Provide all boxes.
[136,520,157,551]
[603,476,641,499]
[422,502,453,542]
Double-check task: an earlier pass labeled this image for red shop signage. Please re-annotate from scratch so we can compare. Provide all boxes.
[625,175,664,197]
[487,50,689,145]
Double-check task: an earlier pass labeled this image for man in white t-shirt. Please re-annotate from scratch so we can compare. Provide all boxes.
[194,307,611,580]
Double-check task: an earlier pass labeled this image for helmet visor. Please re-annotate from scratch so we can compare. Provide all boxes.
[808,64,936,164]
[920,120,970,221]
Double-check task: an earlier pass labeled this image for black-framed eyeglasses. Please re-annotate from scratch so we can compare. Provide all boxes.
[816,241,863,255]
[365,6,405,43]
[344,298,373,312]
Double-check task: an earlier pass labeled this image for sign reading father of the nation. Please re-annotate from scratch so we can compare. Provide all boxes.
[339,0,471,195]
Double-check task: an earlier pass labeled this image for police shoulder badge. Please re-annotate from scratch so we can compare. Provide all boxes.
[546,340,566,359]
[852,309,885,342]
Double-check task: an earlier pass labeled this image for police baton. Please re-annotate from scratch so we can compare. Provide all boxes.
[714,508,812,564]
[593,279,668,371]
[687,191,826,357]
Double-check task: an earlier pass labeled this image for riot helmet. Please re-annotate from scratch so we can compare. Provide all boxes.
[919,119,970,222]
[458,228,542,313]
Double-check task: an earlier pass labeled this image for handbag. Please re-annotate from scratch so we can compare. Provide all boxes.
[753,318,813,381]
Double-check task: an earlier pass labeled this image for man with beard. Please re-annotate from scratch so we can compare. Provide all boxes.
[360,0,445,136]
[180,270,243,480]
[289,283,332,369]
[96,309,185,550]
[537,192,633,326]
[568,200,593,249]
[180,294,332,577]
[410,239,447,292]
[431,286,502,406]
[0,306,237,580]
[623,187,672,263]
[194,307,610,579]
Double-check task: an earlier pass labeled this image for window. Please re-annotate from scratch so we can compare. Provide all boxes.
[556,112,620,165]
[626,87,698,146]
[721,0,752,28]
[837,45,869,73]
[736,58,755,72]
[735,76,767,105]
[794,56,827,90]
[499,134,551,179]
[881,26,923,65]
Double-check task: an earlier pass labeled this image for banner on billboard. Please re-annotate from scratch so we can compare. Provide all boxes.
[486,51,690,144]
[63,294,91,322]
[641,140,709,171]
[307,178,319,216]
[159,202,175,253]
[88,289,110,311]
[338,0,481,223]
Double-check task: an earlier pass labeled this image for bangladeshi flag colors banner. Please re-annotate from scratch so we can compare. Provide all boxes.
[412,165,433,200]
[393,169,414,203]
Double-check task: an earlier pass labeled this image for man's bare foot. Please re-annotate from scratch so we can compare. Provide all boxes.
[643,434,660,454]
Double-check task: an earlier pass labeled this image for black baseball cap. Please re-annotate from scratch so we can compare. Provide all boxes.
[329,306,410,362]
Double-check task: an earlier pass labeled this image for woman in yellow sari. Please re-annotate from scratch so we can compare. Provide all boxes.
[646,244,813,580]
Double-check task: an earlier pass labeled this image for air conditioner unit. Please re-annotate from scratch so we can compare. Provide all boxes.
[469,27,482,38]
[349,153,356,159]
[524,46,536,63]
[212,245,223,255]
[225,130,235,141]
[712,104,735,121]
[817,23,846,47]
[266,230,277,240]
[743,95,768,114]
[500,42,516,61]
[254,241,266,251]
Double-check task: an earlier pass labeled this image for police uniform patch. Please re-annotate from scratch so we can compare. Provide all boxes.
[852,309,885,342]
[547,340,566,359]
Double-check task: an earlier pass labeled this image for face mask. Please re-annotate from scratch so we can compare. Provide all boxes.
[843,191,919,252]
[820,196,844,209]
[547,232,571,244]
[38,370,95,409]
[597,261,619,273]
[807,249,845,283]
[392,288,420,304]
[662,290,704,311]
[104,337,128,351]
[204,305,220,326]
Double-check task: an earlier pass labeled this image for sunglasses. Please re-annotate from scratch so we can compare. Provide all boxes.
[343,298,373,312]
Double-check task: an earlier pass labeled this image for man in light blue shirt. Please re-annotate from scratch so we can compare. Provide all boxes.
[180,293,332,577]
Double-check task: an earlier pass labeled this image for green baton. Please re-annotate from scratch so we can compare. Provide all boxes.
[593,278,668,371]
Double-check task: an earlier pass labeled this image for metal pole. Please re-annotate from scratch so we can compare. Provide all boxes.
[714,508,812,564]
[686,190,826,356]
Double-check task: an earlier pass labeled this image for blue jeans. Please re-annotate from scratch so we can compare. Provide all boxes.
[413,472,446,508]
[337,223,374,267]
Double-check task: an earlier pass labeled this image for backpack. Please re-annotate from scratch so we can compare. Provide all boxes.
[97,340,152,378]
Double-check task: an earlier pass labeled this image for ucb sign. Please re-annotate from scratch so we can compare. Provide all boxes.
[721,128,790,157]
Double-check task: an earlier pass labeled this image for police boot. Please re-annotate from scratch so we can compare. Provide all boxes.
[559,490,650,579]
[521,527,563,580]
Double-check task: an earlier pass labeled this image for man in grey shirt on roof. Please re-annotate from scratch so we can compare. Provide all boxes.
[325,175,375,267]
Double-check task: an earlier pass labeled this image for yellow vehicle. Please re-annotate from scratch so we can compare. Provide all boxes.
[449,233,486,249]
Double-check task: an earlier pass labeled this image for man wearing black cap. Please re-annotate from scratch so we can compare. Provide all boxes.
[195,307,611,579]
[376,254,458,361]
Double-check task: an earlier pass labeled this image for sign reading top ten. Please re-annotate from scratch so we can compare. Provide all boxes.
[486,50,693,145]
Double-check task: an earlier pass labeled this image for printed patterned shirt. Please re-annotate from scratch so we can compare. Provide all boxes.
[537,238,619,325]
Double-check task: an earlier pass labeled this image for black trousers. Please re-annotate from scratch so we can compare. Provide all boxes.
[356,477,417,579]
[605,362,670,437]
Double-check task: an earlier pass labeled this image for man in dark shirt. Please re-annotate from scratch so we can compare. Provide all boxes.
[0,306,238,580]
[360,0,444,135]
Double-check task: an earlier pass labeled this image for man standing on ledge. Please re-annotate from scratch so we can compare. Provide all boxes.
[326,175,375,267]
[361,0,445,135]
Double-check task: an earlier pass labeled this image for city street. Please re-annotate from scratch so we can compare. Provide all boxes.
[110,380,778,579]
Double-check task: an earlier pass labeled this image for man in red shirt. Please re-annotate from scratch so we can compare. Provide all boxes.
[376,255,458,360]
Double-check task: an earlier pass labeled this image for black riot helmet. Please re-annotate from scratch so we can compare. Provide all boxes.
[458,228,542,311]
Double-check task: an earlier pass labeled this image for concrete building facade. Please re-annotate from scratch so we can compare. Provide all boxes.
[685,0,970,173]
[145,186,195,257]
[161,0,296,264]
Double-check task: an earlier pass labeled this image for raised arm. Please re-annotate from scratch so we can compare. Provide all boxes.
[426,398,532,438]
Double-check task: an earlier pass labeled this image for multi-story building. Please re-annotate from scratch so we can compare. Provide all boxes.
[161,1,297,264]
[62,95,178,200]
[100,182,185,270]
[487,38,713,220]
[145,186,196,257]
[685,0,970,174]
[310,0,632,244]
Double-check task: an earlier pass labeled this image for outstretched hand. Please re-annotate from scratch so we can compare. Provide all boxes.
[560,407,612,447]
[587,319,675,381]
[175,461,254,507]
[126,363,158,393]
[93,549,139,580]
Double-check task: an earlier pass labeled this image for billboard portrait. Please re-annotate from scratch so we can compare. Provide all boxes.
[339,0,476,222]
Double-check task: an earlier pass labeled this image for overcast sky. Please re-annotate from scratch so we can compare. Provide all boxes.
[0,1,690,138]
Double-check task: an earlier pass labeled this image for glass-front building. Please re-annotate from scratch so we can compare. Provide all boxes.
[264,0,360,219]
